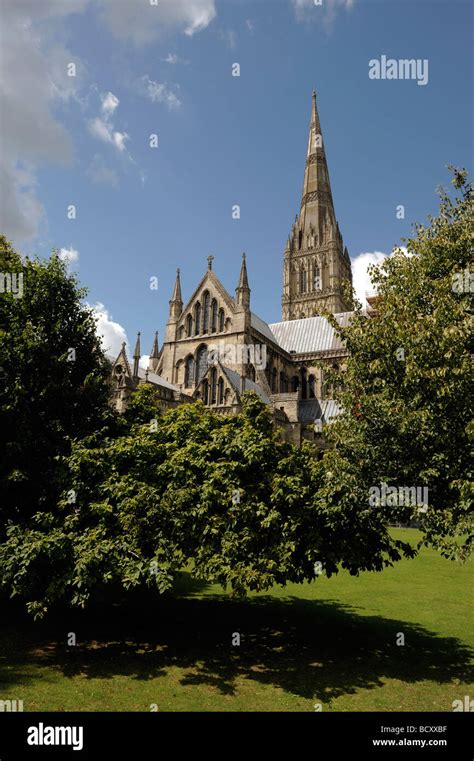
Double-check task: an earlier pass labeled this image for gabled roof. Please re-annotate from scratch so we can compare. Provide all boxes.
[106,353,180,392]
[222,365,271,404]
[107,346,133,377]
[179,269,235,319]
[195,360,271,405]
[268,312,352,354]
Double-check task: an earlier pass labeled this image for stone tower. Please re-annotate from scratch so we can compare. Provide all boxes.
[282,91,352,320]
[161,268,183,381]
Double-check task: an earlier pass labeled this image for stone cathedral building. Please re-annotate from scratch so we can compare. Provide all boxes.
[110,92,354,444]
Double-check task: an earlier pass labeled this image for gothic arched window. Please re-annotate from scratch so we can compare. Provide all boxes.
[202,379,209,405]
[300,368,307,399]
[202,291,210,334]
[308,374,315,398]
[196,345,208,384]
[218,308,225,333]
[300,268,307,294]
[194,302,201,335]
[314,266,321,291]
[291,375,299,392]
[184,356,194,388]
[210,367,217,404]
[271,367,277,393]
[218,377,224,404]
[186,314,193,337]
[211,299,218,333]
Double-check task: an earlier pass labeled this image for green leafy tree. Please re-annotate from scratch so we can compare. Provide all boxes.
[0,236,114,528]
[1,393,414,618]
[326,168,473,559]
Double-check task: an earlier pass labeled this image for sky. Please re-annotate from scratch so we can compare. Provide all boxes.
[1,0,472,362]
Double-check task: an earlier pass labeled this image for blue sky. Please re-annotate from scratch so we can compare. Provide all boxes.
[1,0,472,360]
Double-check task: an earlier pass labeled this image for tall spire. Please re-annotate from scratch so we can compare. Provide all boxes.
[171,268,182,303]
[281,90,353,320]
[235,252,250,309]
[169,268,183,320]
[150,331,159,359]
[149,331,159,373]
[299,89,336,241]
[238,252,249,289]
[133,332,141,379]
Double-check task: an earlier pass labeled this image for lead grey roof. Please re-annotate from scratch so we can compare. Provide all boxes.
[106,353,180,392]
[268,312,352,354]
[250,312,278,344]
[222,366,271,405]
[136,366,180,391]
[298,399,342,424]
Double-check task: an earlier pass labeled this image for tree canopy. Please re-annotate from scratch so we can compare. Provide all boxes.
[326,168,473,560]
[0,390,415,618]
[0,235,113,528]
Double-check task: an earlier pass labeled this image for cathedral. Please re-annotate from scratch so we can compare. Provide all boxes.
[110,91,354,444]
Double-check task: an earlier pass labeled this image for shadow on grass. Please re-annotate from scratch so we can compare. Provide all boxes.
[0,576,472,703]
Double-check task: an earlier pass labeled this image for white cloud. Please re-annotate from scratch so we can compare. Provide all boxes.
[139,354,150,370]
[351,251,389,306]
[0,2,87,243]
[58,246,80,269]
[111,131,129,152]
[351,247,411,305]
[88,117,113,144]
[88,92,130,153]
[91,302,128,357]
[245,19,255,33]
[139,76,181,109]
[98,0,217,45]
[1,0,89,23]
[161,52,189,65]
[101,91,120,116]
[0,162,45,243]
[292,0,354,28]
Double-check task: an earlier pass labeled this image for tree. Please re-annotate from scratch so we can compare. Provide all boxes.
[0,392,415,618]
[0,236,113,529]
[326,168,473,560]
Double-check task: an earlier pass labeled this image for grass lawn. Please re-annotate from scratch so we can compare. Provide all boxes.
[0,529,472,712]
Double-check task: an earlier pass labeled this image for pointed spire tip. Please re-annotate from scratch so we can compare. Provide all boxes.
[170,267,183,304]
[237,252,249,291]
